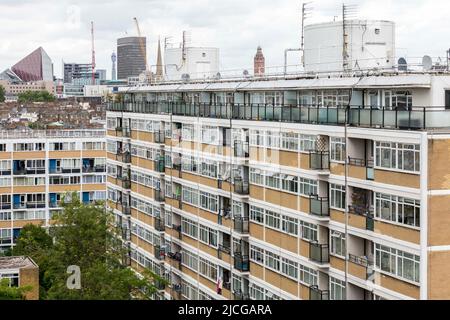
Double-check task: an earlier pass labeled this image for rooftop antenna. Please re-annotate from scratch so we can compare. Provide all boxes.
[342,4,358,73]
[91,21,96,85]
[301,2,313,67]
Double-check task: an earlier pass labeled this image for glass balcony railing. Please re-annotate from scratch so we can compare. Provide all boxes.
[234,253,250,272]
[310,242,329,264]
[154,217,165,232]
[348,157,374,180]
[154,158,165,173]
[310,196,329,217]
[233,216,249,234]
[309,286,329,300]
[310,151,330,170]
[116,151,131,164]
[234,178,249,195]
[115,126,131,138]
[107,102,450,131]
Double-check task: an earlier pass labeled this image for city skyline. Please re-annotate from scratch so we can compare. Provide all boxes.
[1,0,449,79]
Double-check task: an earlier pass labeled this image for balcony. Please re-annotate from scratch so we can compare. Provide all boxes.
[309,242,329,264]
[309,151,330,171]
[120,177,131,190]
[348,157,374,180]
[218,244,231,255]
[154,158,165,173]
[154,279,166,291]
[154,131,165,144]
[233,290,251,300]
[116,152,131,164]
[234,178,249,195]
[122,204,131,215]
[83,165,106,173]
[13,168,27,175]
[348,205,374,231]
[26,202,46,209]
[107,102,450,131]
[309,285,329,300]
[154,217,165,232]
[154,189,165,202]
[0,203,11,210]
[233,253,250,272]
[116,126,131,138]
[234,141,249,158]
[233,216,249,234]
[309,196,329,217]
[154,245,165,261]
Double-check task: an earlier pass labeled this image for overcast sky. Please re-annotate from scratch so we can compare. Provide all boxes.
[0,0,449,79]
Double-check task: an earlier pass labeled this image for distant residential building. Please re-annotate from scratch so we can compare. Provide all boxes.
[63,63,106,85]
[0,80,55,102]
[0,256,39,300]
[117,37,146,80]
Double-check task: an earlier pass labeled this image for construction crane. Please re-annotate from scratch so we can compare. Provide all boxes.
[133,17,151,82]
[91,21,96,85]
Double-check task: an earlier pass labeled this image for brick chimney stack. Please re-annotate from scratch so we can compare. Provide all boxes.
[254,46,265,77]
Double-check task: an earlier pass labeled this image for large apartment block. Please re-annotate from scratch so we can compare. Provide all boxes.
[106,72,450,300]
[0,130,106,252]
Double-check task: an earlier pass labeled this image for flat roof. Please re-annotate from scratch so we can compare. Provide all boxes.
[0,256,38,270]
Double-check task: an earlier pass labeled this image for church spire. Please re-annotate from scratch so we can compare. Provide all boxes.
[156,37,163,80]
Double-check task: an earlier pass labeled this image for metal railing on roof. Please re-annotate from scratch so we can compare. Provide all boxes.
[0,129,106,139]
[107,102,450,131]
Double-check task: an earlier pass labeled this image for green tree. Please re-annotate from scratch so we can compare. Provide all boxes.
[17,90,55,103]
[13,194,164,300]
[0,85,5,103]
[0,278,32,300]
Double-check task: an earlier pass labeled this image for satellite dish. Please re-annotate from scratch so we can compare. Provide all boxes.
[243,70,249,77]
[398,57,408,71]
[181,73,190,82]
[215,72,221,80]
[422,55,433,71]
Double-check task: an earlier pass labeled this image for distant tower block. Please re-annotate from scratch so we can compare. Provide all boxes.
[254,46,265,77]
[111,52,117,81]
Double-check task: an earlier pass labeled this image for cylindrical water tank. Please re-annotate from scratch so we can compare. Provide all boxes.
[303,20,395,73]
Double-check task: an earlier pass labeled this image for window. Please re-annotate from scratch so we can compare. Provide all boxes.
[249,283,265,300]
[281,132,299,151]
[200,191,218,213]
[181,250,198,271]
[300,221,317,242]
[375,244,420,283]
[330,184,346,210]
[198,257,218,281]
[265,130,280,149]
[250,245,264,264]
[182,186,199,206]
[181,218,198,239]
[330,231,346,257]
[265,251,280,271]
[375,193,420,228]
[330,277,346,300]
[250,130,264,147]
[250,206,264,224]
[201,126,219,145]
[330,137,346,162]
[300,135,317,152]
[299,264,318,286]
[375,142,420,173]
[0,144,6,152]
[299,178,317,196]
[265,210,280,230]
[182,124,195,141]
[281,175,298,193]
[265,172,280,189]
[199,224,218,247]
[282,215,298,236]
[281,258,298,280]
[250,168,264,185]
